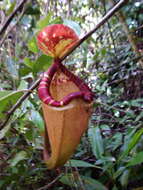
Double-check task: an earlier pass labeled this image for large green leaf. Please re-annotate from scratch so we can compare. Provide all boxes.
[127,151,143,167]
[0,91,12,98]
[23,55,52,74]
[36,13,53,29]
[113,167,126,179]
[18,80,28,90]
[24,57,35,69]
[33,54,53,73]
[6,1,16,15]
[30,110,44,133]
[19,65,32,77]
[65,159,100,168]
[60,174,107,190]
[36,12,62,30]
[28,36,39,53]
[118,128,143,161]
[107,132,123,151]
[120,169,130,187]
[0,90,24,119]
[81,176,107,190]
[88,127,104,159]
[49,17,63,25]
[0,124,11,139]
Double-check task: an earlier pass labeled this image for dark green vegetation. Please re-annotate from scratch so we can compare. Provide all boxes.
[0,0,143,189]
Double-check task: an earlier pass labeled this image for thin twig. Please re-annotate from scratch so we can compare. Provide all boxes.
[101,0,118,55]
[68,162,79,190]
[37,174,63,190]
[61,0,129,61]
[0,0,128,130]
[73,167,86,190]
[0,2,26,47]
[132,24,143,33]
[0,0,28,37]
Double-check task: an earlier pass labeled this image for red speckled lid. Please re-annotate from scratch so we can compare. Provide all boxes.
[37,24,79,58]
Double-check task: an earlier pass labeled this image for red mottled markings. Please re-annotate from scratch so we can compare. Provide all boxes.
[37,24,79,57]
[37,24,93,107]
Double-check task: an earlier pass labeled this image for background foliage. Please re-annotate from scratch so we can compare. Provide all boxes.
[1,0,143,189]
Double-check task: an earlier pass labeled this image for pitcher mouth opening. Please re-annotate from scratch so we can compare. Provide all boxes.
[38,60,94,108]
[43,100,93,111]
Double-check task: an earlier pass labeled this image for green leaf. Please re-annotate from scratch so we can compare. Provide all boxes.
[119,128,143,161]
[28,36,39,53]
[101,48,107,56]
[60,174,74,187]
[81,176,108,190]
[0,91,12,98]
[19,65,32,77]
[127,151,143,167]
[36,12,62,30]
[36,13,53,29]
[60,174,107,190]
[25,128,34,141]
[88,127,104,159]
[95,156,115,165]
[0,91,24,118]
[18,80,28,90]
[6,1,16,15]
[113,167,126,179]
[130,99,143,107]
[120,169,130,187]
[24,57,35,69]
[49,17,63,25]
[30,110,44,133]
[65,159,99,168]
[10,151,27,167]
[0,124,11,139]
[33,54,53,73]
[108,132,122,151]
